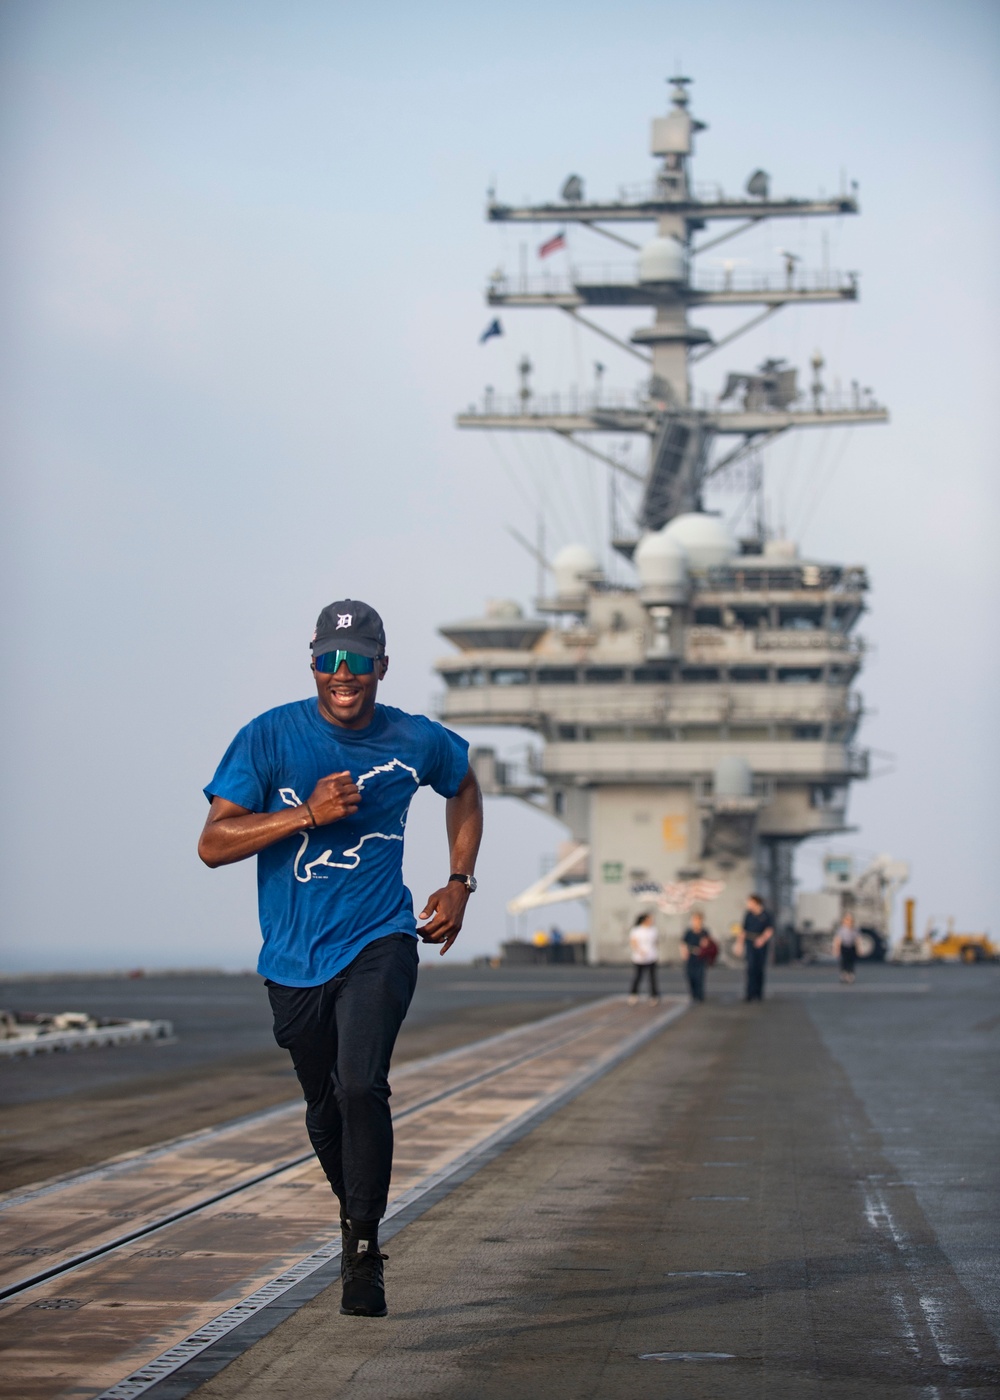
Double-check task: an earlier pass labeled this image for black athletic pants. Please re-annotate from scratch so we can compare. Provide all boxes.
[745,944,768,1001]
[629,961,659,997]
[266,932,418,1224]
[686,957,706,1001]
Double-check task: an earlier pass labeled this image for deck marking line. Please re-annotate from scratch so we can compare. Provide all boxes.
[861,1181,966,1372]
[640,1352,736,1361]
[665,1271,748,1277]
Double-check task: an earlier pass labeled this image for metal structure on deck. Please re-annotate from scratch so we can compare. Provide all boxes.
[437,78,888,962]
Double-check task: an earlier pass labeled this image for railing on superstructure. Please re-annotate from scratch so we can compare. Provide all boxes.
[460,386,885,418]
[487,187,858,219]
[487,267,858,297]
[557,178,857,206]
[702,563,868,593]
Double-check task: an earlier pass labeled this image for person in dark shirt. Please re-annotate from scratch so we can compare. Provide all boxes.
[833,911,859,983]
[737,894,774,1002]
[681,910,711,1001]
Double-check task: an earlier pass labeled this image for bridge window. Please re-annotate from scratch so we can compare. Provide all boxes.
[680,667,721,682]
[811,784,846,809]
[730,666,769,682]
[634,665,673,683]
[445,669,486,688]
[777,667,822,683]
[537,667,578,684]
[491,669,530,686]
[584,667,626,683]
[780,610,823,629]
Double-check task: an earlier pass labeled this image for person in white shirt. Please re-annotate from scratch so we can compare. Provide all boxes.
[627,912,660,1005]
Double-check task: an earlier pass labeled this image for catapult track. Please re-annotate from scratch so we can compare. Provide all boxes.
[0,995,685,1400]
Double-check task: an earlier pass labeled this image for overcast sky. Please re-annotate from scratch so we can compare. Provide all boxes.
[1,0,997,973]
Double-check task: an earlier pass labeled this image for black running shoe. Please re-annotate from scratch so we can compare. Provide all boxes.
[340,1239,388,1317]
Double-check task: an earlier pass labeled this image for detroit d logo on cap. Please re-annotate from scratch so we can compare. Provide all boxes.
[337,614,353,629]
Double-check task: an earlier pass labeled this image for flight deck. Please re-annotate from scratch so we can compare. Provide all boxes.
[0,964,998,1399]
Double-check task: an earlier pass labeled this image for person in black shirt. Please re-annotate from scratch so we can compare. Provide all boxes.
[737,894,774,1001]
[681,910,711,1001]
[833,911,860,983]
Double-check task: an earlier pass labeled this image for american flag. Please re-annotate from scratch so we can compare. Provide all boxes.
[538,231,567,258]
[635,879,726,914]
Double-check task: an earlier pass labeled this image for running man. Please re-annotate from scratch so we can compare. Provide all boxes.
[198,599,483,1318]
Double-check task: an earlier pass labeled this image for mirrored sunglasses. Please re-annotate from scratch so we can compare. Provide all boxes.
[314,650,377,675]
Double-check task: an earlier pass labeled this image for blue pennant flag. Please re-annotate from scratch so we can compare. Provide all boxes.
[479,318,503,344]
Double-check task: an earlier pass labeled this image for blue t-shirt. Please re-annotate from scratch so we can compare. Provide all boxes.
[204,700,469,986]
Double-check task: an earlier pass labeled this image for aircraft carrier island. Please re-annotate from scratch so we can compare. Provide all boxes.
[439,76,887,962]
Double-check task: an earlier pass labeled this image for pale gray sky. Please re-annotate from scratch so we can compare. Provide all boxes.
[1,0,997,971]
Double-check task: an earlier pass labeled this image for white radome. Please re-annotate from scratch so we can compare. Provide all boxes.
[638,234,687,284]
[662,512,737,569]
[552,543,599,599]
[634,529,689,602]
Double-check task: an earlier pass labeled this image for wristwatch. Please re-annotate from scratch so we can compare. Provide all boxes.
[449,873,478,893]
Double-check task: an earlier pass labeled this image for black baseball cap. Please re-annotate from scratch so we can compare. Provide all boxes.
[311,599,387,659]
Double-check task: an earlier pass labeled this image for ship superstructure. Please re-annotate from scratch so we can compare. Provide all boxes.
[437,79,888,962]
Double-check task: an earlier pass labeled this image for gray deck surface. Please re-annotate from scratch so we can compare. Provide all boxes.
[179,963,999,1399]
[2,962,997,1397]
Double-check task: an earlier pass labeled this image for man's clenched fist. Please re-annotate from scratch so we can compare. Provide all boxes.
[306,771,361,825]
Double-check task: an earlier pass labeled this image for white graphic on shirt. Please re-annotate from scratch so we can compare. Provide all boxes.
[355,758,419,790]
[278,760,420,884]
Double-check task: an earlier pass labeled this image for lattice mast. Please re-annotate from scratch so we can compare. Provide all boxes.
[458,76,886,537]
